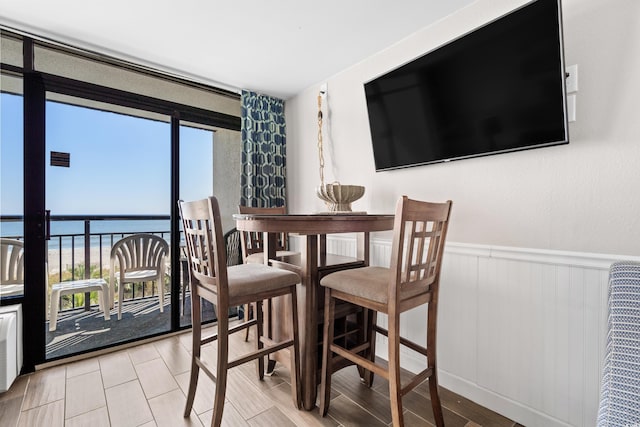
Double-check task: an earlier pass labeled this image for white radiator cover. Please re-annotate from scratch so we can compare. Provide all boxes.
[290,235,640,427]
[0,304,23,393]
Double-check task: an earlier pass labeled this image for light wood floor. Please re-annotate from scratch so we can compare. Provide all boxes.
[1,325,520,426]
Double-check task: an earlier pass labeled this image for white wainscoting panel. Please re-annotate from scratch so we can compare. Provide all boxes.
[290,234,639,427]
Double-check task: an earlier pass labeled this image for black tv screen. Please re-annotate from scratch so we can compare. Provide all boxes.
[365,0,568,171]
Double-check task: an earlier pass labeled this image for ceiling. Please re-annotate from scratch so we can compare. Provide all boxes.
[0,0,474,99]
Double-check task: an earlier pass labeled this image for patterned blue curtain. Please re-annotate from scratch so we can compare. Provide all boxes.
[240,90,287,208]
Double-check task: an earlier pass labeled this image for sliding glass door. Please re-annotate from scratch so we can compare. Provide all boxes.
[44,93,172,359]
[178,123,242,327]
[0,74,24,301]
[178,123,213,326]
[2,32,241,370]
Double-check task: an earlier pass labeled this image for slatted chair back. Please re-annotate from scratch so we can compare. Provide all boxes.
[0,238,24,296]
[237,205,288,262]
[109,233,169,319]
[0,238,24,285]
[223,228,243,267]
[110,234,169,275]
[179,197,228,304]
[389,196,452,312]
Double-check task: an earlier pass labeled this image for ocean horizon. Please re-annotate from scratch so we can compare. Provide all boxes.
[0,219,171,250]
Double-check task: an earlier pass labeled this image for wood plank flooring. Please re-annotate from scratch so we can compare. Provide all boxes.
[1,325,521,426]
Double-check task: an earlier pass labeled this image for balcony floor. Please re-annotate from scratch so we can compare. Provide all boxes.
[46,293,218,360]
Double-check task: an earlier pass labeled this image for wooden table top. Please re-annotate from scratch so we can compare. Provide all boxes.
[233,213,394,235]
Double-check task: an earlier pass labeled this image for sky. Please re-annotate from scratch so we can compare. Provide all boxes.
[1,92,213,216]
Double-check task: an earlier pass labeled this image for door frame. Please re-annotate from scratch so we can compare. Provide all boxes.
[14,38,240,371]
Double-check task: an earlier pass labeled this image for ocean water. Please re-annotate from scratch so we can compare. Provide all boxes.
[0,219,171,249]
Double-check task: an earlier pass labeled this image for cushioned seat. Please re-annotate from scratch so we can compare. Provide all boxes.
[320,266,386,304]
[225,263,302,298]
[320,265,433,305]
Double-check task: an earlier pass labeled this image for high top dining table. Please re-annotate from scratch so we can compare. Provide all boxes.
[234,212,394,410]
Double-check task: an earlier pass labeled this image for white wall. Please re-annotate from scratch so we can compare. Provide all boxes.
[285,0,640,425]
[296,235,619,426]
[285,0,640,257]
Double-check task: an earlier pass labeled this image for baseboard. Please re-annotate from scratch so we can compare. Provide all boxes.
[438,370,573,427]
[374,337,573,427]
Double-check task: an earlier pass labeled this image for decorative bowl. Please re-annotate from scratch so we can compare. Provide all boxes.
[316,183,365,212]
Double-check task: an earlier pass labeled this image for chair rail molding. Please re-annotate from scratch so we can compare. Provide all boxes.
[289,235,640,427]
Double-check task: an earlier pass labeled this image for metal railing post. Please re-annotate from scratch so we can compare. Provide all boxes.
[84,220,91,310]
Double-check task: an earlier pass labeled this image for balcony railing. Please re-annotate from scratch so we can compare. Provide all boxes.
[1,214,173,312]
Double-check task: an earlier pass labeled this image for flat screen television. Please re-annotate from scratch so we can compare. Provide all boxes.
[364,0,568,171]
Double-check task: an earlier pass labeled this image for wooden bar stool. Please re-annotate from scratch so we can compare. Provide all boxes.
[237,205,298,341]
[319,196,453,427]
[179,197,301,426]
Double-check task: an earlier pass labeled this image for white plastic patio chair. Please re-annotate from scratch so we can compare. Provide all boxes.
[109,233,169,320]
[0,238,24,298]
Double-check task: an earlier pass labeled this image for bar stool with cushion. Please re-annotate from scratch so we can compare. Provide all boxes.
[238,205,298,264]
[223,228,243,267]
[238,205,299,341]
[179,197,301,427]
[319,196,453,427]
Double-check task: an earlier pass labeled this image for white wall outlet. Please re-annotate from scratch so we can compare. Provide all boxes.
[319,83,327,95]
[566,64,578,93]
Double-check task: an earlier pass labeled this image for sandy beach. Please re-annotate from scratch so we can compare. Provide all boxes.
[47,246,113,274]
